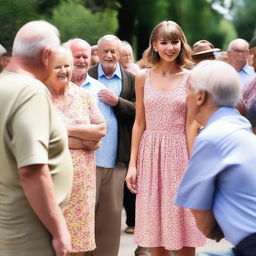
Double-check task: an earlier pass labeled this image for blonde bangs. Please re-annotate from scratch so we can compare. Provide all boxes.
[156,23,181,42]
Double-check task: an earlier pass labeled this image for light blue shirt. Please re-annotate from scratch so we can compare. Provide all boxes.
[175,107,256,246]
[239,63,255,88]
[82,66,122,168]
[82,74,116,168]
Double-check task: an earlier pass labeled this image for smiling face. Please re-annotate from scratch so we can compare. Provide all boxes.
[153,38,181,63]
[70,41,91,74]
[47,48,73,90]
[98,39,120,74]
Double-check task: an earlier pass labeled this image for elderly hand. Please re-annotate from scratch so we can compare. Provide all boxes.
[82,139,101,151]
[68,136,85,149]
[98,89,118,106]
[52,227,71,256]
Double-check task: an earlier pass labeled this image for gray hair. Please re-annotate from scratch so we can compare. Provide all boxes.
[12,20,60,58]
[97,35,122,51]
[227,38,249,51]
[54,46,74,70]
[63,38,91,52]
[190,60,241,107]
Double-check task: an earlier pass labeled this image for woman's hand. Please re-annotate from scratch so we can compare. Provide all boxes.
[69,136,101,151]
[68,136,85,149]
[81,139,101,151]
[125,166,138,194]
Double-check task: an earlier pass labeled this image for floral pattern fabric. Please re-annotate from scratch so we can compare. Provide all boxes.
[134,69,206,250]
[54,83,104,252]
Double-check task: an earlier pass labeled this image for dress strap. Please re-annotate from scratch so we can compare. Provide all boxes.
[144,68,152,88]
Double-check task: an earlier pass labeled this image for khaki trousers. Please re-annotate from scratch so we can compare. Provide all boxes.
[95,164,126,256]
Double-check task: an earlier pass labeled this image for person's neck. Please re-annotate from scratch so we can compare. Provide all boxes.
[71,71,87,86]
[102,64,117,78]
[197,105,219,127]
[230,61,246,72]
[5,57,44,81]
[47,82,68,101]
[155,61,182,76]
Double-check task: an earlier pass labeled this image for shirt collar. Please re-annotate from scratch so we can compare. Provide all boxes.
[81,74,93,88]
[98,63,122,79]
[241,63,253,74]
[206,106,239,126]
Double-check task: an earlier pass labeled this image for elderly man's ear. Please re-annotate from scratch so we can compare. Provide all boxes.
[196,89,208,106]
[40,47,52,67]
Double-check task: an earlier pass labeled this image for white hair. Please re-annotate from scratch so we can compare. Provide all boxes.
[227,38,249,51]
[63,38,91,52]
[54,46,74,69]
[12,20,60,58]
[97,35,122,50]
[190,60,241,107]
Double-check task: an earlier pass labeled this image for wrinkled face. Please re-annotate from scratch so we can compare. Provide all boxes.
[119,46,133,67]
[153,38,181,63]
[71,42,91,74]
[48,51,72,88]
[98,40,120,71]
[228,41,249,66]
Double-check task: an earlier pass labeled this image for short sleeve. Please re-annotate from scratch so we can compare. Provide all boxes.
[11,92,51,168]
[175,137,223,210]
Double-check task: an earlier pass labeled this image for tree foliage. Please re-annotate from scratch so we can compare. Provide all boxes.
[233,0,256,41]
[49,0,118,44]
[0,0,247,58]
[0,0,39,51]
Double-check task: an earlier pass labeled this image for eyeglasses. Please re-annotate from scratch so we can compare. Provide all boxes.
[231,49,248,54]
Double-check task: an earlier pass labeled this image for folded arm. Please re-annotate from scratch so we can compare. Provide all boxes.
[67,122,106,142]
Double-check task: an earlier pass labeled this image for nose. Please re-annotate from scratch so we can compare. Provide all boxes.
[78,56,84,62]
[167,43,174,50]
[106,51,112,58]
[60,66,66,72]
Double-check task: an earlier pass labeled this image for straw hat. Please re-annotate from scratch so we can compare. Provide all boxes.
[192,40,220,56]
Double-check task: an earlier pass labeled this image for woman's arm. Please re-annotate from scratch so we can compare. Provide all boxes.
[67,92,106,142]
[126,70,146,193]
[68,136,101,151]
[67,122,105,142]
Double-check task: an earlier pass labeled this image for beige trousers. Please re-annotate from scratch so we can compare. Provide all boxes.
[95,164,127,256]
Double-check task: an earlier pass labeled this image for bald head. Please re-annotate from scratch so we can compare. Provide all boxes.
[12,20,60,59]
[227,38,249,70]
[227,38,249,52]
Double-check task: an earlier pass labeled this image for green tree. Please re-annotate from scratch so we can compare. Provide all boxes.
[233,0,256,41]
[49,0,118,44]
[0,0,39,51]
[219,18,237,50]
